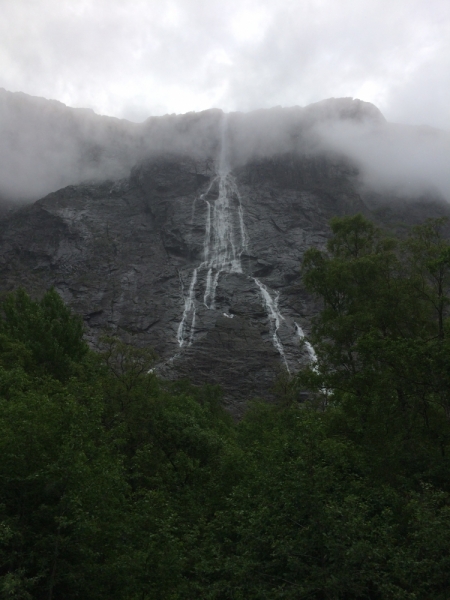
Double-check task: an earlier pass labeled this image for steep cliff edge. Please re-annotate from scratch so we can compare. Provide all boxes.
[1,95,449,414]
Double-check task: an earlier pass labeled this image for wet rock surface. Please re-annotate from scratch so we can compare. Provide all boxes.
[0,153,449,416]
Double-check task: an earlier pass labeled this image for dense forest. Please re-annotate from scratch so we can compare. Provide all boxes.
[1,215,450,599]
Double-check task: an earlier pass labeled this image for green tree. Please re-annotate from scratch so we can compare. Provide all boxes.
[194,216,450,599]
[299,214,450,486]
[0,288,88,381]
[0,366,129,599]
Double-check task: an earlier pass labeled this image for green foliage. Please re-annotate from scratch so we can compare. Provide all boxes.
[299,215,450,485]
[0,288,88,381]
[0,365,128,598]
[195,215,450,599]
[1,222,450,600]
[197,404,450,599]
[0,290,236,598]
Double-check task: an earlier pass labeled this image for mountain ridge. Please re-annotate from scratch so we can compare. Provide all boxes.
[1,90,450,413]
[0,87,387,202]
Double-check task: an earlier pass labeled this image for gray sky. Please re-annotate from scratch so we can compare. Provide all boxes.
[1,0,449,128]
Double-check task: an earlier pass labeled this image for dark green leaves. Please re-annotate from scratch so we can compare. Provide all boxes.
[2,229,450,600]
[0,288,88,381]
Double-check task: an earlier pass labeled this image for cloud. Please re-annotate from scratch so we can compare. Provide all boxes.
[315,119,450,200]
[1,87,448,206]
[0,87,225,200]
[0,0,448,129]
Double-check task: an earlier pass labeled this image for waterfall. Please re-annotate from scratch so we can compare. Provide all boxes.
[178,167,247,344]
[202,173,246,308]
[295,321,318,369]
[254,278,290,373]
[177,268,198,347]
[176,115,315,369]
[203,199,211,263]
[177,114,249,345]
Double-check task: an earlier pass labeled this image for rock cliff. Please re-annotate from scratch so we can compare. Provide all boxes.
[0,94,449,414]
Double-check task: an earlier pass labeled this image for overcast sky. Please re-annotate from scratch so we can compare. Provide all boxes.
[1,0,449,129]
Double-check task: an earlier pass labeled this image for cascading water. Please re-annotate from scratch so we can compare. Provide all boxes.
[176,115,248,346]
[203,174,247,308]
[254,278,290,372]
[176,115,316,370]
[177,268,198,347]
[295,321,318,370]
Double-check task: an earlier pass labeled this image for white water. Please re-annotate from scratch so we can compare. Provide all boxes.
[254,278,290,373]
[176,115,248,346]
[203,174,247,308]
[295,321,318,370]
[177,268,198,347]
[176,116,315,368]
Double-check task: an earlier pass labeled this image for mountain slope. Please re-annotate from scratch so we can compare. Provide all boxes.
[1,93,449,413]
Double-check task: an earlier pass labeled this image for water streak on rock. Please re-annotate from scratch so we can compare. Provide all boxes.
[177,115,249,342]
[203,173,246,308]
[295,321,318,369]
[254,277,290,372]
[177,268,197,347]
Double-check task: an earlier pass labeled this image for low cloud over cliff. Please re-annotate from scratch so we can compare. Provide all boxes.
[1,90,449,204]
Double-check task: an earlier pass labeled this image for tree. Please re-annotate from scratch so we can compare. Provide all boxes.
[299,214,450,485]
[0,288,88,381]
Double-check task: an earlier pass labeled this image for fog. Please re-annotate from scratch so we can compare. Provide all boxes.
[225,99,450,201]
[317,121,450,201]
[0,88,224,201]
[0,88,141,200]
[1,88,449,205]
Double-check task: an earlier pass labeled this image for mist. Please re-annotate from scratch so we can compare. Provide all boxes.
[0,88,228,202]
[224,98,450,203]
[1,88,449,205]
[315,120,450,201]
[0,89,138,200]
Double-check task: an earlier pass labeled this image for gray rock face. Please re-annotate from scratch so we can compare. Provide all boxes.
[1,98,449,415]
[0,151,363,412]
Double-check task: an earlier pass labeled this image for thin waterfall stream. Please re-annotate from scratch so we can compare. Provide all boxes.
[253,278,290,372]
[176,116,316,370]
[176,170,248,347]
[177,115,247,347]
[295,321,318,367]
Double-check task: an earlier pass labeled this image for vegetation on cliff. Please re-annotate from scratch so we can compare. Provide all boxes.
[1,215,450,599]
